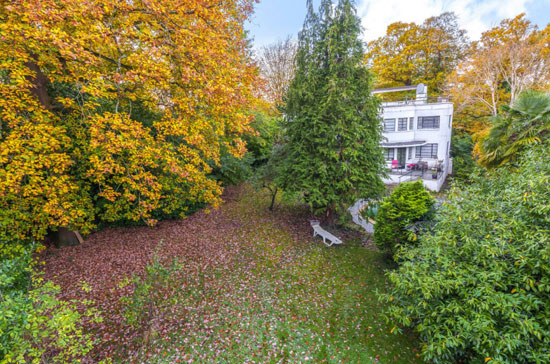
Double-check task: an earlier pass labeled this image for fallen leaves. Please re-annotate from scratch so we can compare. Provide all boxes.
[42,184,423,363]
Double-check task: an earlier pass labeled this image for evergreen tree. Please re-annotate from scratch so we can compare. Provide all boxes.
[282,0,386,214]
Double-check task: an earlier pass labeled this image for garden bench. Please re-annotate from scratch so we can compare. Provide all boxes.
[310,220,342,247]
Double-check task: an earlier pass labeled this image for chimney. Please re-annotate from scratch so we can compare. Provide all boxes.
[416,83,427,103]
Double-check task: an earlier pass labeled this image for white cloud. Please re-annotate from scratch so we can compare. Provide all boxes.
[358,0,533,41]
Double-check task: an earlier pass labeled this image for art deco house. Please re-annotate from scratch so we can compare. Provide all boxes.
[374,84,453,192]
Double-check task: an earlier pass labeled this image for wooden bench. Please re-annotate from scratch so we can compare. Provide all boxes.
[310,220,343,247]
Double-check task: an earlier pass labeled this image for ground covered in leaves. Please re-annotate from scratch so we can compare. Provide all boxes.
[43,185,423,363]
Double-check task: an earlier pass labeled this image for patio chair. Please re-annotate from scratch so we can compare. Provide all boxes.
[391,159,399,169]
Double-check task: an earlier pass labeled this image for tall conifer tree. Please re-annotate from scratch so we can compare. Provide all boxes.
[283,0,385,214]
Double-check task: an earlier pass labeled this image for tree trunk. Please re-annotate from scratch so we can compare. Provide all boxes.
[269,188,278,211]
[24,57,51,110]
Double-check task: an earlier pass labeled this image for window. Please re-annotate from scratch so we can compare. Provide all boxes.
[384,118,395,132]
[384,148,394,161]
[398,118,408,131]
[408,147,413,159]
[417,116,440,129]
[409,117,414,130]
[415,143,438,159]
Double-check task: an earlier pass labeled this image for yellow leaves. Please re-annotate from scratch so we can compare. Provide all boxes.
[0,0,259,241]
[485,357,492,363]
[458,216,462,222]
[511,288,517,294]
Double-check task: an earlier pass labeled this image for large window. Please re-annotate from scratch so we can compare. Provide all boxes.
[384,148,395,161]
[415,143,438,159]
[417,116,440,129]
[409,117,414,130]
[384,118,395,132]
[398,118,408,131]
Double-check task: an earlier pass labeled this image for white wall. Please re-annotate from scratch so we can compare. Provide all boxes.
[379,101,454,192]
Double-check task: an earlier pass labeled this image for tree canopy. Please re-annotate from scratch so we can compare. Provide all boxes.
[365,12,468,94]
[282,0,386,214]
[449,14,550,133]
[0,0,259,242]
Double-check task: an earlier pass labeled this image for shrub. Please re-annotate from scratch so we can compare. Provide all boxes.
[450,132,476,182]
[380,144,550,363]
[0,243,100,363]
[209,150,254,186]
[374,181,434,255]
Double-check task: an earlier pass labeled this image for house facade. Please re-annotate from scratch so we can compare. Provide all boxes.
[374,84,453,192]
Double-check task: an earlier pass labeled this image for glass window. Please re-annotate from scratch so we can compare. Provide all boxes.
[417,116,440,129]
[384,118,395,132]
[398,118,408,131]
[415,144,438,159]
[408,147,412,159]
[384,148,394,161]
[409,117,414,130]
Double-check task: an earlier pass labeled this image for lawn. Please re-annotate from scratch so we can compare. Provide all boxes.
[43,185,423,363]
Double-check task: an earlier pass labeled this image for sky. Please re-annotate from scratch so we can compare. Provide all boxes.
[246,0,550,49]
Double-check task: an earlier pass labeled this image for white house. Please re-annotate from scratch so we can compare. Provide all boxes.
[373,84,453,192]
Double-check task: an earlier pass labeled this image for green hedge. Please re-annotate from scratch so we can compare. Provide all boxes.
[380,145,550,363]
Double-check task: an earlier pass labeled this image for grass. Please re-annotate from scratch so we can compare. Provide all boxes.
[117,186,423,363]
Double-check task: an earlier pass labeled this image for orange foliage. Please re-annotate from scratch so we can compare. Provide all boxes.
[448,14,550,133]
[0,0,260,241]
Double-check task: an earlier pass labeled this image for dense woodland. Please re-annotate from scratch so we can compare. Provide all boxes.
[1,0,549,362]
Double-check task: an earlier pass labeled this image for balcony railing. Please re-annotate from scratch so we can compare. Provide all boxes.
[380,95,452,107]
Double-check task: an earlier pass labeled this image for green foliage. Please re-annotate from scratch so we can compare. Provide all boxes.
[211,111,283,186]
[0,243,100,363]
[479,90,550,168]
[360,202,379,221]
[450,131,476,181]
[374,181,434,255]
[380,144,550,363]
[121,245,181,333]
[209,150,254,186]
[244,111,283,167]
[251,144,286,211]
[282,0,386,214]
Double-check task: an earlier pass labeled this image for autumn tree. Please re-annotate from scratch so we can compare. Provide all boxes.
[449,14,550,133]
[257,36,297,110]
[282,0,386,215]
[365,12,468,94]
[0,0,259,242]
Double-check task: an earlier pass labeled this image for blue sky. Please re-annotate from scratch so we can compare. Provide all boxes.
[246,0,550,49]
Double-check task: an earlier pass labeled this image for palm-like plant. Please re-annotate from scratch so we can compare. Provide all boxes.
[478,90,550,168]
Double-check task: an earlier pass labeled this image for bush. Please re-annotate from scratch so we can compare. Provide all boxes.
[373,181,434,255]
[450,132,476,182]
[380,145,550,363]
[209,150,254,186]
[0,243,100,363]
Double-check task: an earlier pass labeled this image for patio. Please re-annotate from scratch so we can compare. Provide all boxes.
[388,167,444,183]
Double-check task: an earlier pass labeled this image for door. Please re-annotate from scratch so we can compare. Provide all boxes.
[397,148,406,168]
